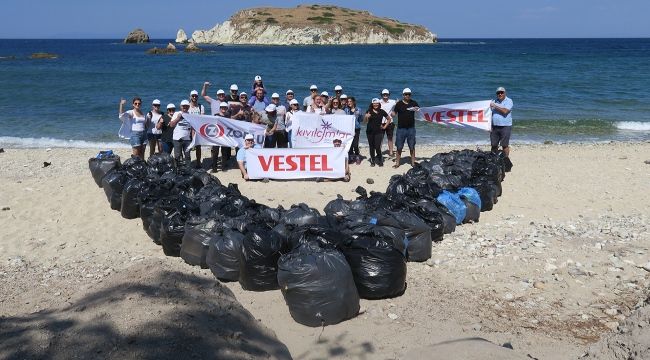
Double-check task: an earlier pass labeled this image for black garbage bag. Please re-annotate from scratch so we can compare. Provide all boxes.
[471,182,496,211]
[122,156,148,179]
[462,199,480,223]
[101,170,128,211]
[147,152,175,175]
[287,225,350,251]
[207,229,244,282]
[408,200,446,241]
[282,203,321,227]
[239,224,284,291]
[340,229,407,299]
[375,210,432,262]
[88,153,121,187]
[324,196,352,216]
[428,173,463,191]
[180,225,217,269]
[160,209,186,257]
[120,178,144,219]
[278,242,360,327]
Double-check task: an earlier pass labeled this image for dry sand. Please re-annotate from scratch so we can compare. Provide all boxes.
[1,142,649,359]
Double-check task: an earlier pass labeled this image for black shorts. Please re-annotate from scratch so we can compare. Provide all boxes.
[383,122,394,138]
[490,125,512,148]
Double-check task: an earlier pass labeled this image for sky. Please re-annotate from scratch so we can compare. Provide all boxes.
[2,0,649,39]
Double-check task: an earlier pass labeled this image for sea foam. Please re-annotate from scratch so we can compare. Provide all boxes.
[615,122,650,131]
[0,136,130,149]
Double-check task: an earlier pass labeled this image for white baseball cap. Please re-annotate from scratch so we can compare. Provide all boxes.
[496,87,506,93]
[271,92,280,98]
[230,84,238,91]
[286,89,294,95]
[190,90,199,96]
[152,99,161,105]
[216,89,225,95]
[265,104,277,112]
[382,89,390,95]
[310,84,318,90]
[239,91,247,97]
[219,102,229,108]
[321,91,329,97]
[166,103,176,109]
[371,98,380,104]
[180,100,190,106]
[403,88,412,94]
[334,85,343,91]
[254,75,262,81]
[340,94,348,99]
[244,134,254,140]
[289,99,299,105]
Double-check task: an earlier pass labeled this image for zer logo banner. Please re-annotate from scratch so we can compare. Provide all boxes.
[184,114,267,148]
[246,147,348,180]
[419,100,493,131]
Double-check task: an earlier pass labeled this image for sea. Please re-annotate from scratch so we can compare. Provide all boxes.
[1,38,649,148]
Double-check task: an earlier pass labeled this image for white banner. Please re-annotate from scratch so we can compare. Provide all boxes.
[246,147,348,180]
[418,100,493,131]
[184,114,267,148]
[291,113,355,150]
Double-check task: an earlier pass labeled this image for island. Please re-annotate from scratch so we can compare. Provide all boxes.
[189,5,436,45]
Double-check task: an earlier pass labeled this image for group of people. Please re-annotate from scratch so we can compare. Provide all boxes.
[119,76,513,179]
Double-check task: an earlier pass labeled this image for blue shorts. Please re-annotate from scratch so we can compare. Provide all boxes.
[395,127,416,152]
[147,132,162,141]
[130,131,146,147]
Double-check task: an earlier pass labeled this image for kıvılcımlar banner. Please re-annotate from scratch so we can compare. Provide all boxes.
[291,113,355,150]
[184,114,267,148]
[418,100,493,131]
[246,147,348,180]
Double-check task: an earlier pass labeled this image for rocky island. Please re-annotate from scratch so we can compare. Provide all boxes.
[190,4,436,45]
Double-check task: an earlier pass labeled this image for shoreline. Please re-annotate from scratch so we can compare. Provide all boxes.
[1,142,649,359]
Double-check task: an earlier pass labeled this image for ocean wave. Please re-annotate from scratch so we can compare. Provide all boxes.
[0,136,130,149]
[615,121,650,131]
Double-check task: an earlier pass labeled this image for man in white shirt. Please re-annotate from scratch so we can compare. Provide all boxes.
[379,89,397,157]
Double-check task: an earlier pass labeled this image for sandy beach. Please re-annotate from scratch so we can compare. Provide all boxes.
[1,142,649,359]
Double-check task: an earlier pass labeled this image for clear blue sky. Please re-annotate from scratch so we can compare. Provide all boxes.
[3,0,649,39]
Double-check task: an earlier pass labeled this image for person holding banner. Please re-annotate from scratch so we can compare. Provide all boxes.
[490,87,513,157]
[319,138,350,182]
[156,103,176,155]
[262,104,279,148]
[379,89,397,158]
[345,96,362,164]
[391,88,420,168]
[303,85,318,111]
[211,102,233,173]
[364,98,392,167]
[188,90,205,168]
[237,134,261,181]
[270,94,288,148]
[201,82,228,115]
[285,99,300,147]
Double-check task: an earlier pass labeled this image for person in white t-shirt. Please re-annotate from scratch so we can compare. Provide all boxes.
[188,90,205,168]
[285,99,300,148]
[303,84,319,111]
[379,89,397,158]
[145,99,164,158]
[118,97,149,159]
[169,100,193,164]
[201,81,228,115]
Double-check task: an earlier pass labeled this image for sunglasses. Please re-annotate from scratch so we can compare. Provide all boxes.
[311,89,318,92]
[245,139,254,142]
[287,93,294,96]
[133,102,142,105]
[496,91,505,94]
[191,95,198,98]
[382,94,389,96]
[335,90,342,93]
[153,104,160,106]
[403,93,411,96]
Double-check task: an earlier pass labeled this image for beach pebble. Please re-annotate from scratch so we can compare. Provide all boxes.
[533,281,546,290]
[366,178,374,184]
[388,313,399,320]
[604,321,619,330]
[604,308,618,316]
[644,160,650,165]
[1,207,10,211]
[504,293,514,301]
[0,148,4,153]
[472,323,482,331]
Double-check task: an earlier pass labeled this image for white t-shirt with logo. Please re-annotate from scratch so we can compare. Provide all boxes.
[380,99,396,124]
[172,112,191,140]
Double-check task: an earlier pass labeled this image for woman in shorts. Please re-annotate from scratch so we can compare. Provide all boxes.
[119,97,148,158]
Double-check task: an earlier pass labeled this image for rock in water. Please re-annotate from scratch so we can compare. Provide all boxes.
[166,43,177,51]
[176,29,188,43]
[184,42,203,52]
[30,52,58,59]
[124,28,150,44]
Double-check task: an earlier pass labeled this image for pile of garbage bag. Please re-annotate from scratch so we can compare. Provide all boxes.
[89,148,511,327]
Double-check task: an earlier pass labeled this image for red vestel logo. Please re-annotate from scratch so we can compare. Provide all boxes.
[199,123,225,138]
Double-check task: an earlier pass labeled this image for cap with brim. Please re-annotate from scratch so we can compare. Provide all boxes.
[167,103,176,109]
[496,87,506,93]
[290,99,299,105]
[219,102,229,108]
[216,89,225,95]
[180,100,190,106]
[382,89,390,94]
[402,88,412,94]
[152,99,161,105]
[230,84,238,91]
[245,134,254,140]
[340,94,348,99]
[190,90,198,96]
[286,89,294,95]
[265,104,277,112]
[239,92,247,97]
[334,85,343,91]
[310,85,318,90]
[371,98,380,104]
[321,91,329,97]
[255,75,262,81]
[271,93,280,98]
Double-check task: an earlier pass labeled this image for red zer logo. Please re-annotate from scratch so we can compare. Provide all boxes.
[199,123,225,138]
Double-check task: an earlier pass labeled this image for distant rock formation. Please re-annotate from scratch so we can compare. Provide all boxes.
[146,43,177,55]
[191,5,436,45]
[176,29,188,43]
[30,53,58,59]
[184,42,203,53]
[124,28,150,44]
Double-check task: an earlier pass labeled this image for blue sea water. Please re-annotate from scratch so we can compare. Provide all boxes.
[0,38,649,148]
